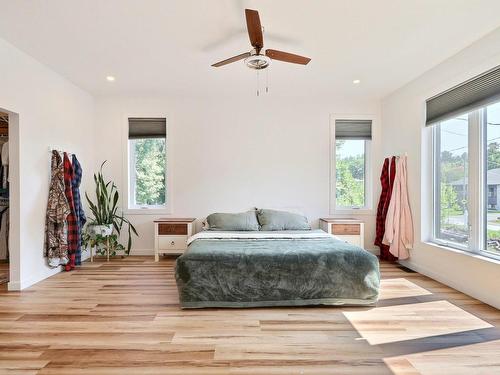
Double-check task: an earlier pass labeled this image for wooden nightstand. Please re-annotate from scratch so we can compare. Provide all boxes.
[154,218,196,261]
[320,218,365,248]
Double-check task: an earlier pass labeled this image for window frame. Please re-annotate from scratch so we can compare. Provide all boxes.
[122,114,172,215]
[431,107,500,261]
[431,114,471,252]
[329,114,375,215]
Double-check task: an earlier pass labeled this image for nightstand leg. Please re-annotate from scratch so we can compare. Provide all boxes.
[155,248,159,262]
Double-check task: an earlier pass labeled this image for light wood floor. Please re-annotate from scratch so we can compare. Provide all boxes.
[0,257,498,374]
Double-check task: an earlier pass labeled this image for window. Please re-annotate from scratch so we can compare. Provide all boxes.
[127,117,168,210]
[336,139,367,208]
[331,118,372,211]
[485,102,500,256]
[429,66,500,259]
[433,114,470,248]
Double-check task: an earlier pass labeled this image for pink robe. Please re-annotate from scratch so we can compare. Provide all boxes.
[383,155,414,259]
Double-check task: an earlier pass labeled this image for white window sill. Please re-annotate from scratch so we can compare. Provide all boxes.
[424,241,500,265]
[329,208,375,216]
[125,208,172,216]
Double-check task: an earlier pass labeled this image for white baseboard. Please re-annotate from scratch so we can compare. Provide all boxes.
[398,259,500,310]
[9,251,92,291]
[9,266,60,291]
[130,248,154,256]
[7,280,21,290]
[81,249,90,261]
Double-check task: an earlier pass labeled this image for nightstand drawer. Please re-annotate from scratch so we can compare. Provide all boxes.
[158,223,188,235]
[331,224,360,235]
[158,236,187,251]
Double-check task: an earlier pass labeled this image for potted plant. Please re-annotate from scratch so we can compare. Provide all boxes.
[83,161,138,258]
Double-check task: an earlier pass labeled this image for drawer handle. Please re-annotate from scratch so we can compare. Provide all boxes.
[171,241,175,246]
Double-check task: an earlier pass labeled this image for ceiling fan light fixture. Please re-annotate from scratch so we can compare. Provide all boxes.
[244,54,271,70]
[210,8,310,79]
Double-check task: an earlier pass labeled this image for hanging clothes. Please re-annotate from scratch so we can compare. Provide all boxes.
[0,207,8,260]
[383,155,414,259]
[63,153,78,271]
[1,141,8,190]
[45,150,71,268]
[0,139,6,189]
[71,155,86,266]
[374,156,398,261]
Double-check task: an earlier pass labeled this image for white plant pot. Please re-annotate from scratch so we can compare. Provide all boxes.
[90,224,113,236]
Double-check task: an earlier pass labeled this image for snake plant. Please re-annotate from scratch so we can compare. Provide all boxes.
[85,161,138,255]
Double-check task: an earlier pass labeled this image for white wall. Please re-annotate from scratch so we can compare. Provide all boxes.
[0,38,96,289]
[94,95,381,253]
[381,28,500,309]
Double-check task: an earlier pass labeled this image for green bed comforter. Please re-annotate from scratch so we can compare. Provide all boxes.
[175,231,380,308]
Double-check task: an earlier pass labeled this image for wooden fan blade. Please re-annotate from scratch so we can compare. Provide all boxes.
[211,52,251,67]
[266,49,311,65]
[245,9,263,49]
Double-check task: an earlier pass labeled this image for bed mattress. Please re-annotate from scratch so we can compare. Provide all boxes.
[175,230,380,308]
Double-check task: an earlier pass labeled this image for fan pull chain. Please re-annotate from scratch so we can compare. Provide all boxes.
[256,71,260,97]
[255,70,270,96]
[266,68,269,94]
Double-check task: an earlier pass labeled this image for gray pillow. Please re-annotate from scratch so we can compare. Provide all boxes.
[206,211,259,231]
[257,209,311,231]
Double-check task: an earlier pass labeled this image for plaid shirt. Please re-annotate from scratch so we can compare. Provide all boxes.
[374,156,398,261]
[71,155,86,266]
[63,153,78,270]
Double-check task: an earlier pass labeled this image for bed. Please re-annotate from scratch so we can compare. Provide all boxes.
[175,230,380,309]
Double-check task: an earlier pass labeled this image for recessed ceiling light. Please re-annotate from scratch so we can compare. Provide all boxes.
[106,76,116,82]
[353,79,361,84]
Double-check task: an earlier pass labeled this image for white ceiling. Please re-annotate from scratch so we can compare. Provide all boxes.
[1,0,500,100]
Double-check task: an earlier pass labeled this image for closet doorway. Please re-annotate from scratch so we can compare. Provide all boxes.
[0,111,9,286]
[0,108,18,291]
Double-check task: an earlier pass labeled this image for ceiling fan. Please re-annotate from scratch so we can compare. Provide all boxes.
[211,9,311,70]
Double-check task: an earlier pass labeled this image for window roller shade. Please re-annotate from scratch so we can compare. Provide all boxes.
[128,118,166,139]
[335,119,372,140]
[426,65,500,126]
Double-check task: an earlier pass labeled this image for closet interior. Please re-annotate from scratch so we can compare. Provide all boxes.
[0,112,8,285]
